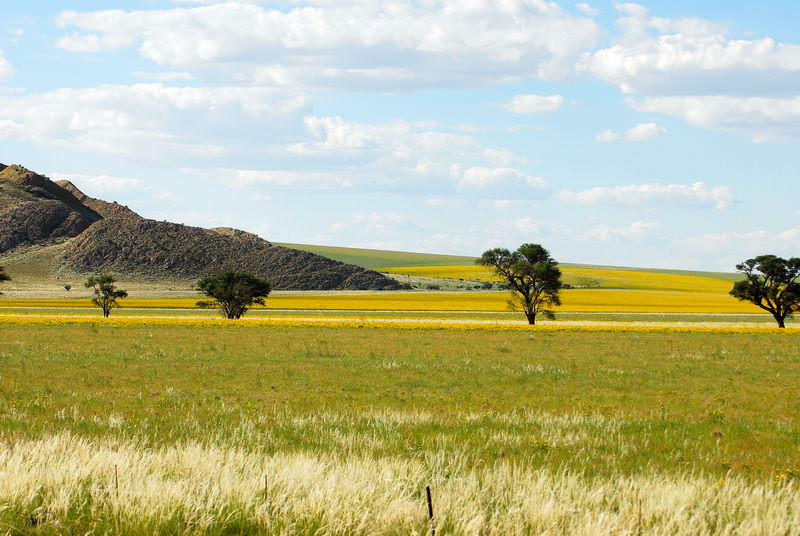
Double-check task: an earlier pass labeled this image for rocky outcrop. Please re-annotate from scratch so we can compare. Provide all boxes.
[0,163,404,290]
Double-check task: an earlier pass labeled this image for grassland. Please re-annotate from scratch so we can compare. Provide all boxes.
[1,323,800,534]
[277,243,476,269]
[2,249,798,533]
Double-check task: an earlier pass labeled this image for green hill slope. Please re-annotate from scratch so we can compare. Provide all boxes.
[277,243,476,269]
[278,243,740,280]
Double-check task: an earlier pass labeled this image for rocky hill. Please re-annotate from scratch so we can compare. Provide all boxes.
[0,164,404,290]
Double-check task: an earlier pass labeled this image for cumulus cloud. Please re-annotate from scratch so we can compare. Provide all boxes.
[458,167,548,196]
[132,71,194,82]
[595,129,620,142]
[624,122,667,141]
[681,227,800,264]
[559,182,734,210]
[629,95,800,141]
[326,212,415,242]
[49,172,146,194]
[504,94,564,114]
[0,50,13,82]
[578,3,800,97]
[184,168,354,190]
[576,3,600,17]
[580,221,658,242]
[0,84,309,161]
[55,1,600,90]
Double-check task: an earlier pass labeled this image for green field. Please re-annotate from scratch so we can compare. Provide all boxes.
[2,322,799,534]
[278,243,741,281]
[277,242,477,269]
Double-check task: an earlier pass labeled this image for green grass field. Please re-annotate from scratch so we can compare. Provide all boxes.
[278,243,742,281]
[2,322,799,534]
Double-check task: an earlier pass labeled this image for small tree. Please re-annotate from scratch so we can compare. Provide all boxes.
[196,272,271,319]
[477,243,561,325]
[730,255,800,328]
[0,266,10,295]
[64,283,72,292]
[85,274,128,317]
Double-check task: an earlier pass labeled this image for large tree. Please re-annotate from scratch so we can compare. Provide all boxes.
[730,255,800,328]
[477,243,561,325]
[196,272,271,319]
[0,266,10,295]
[85,274,128,317]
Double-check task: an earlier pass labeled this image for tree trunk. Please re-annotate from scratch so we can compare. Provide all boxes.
[774,313,786,328]
[525,311,536,325]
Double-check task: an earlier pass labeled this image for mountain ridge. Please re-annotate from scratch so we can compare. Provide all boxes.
[0,164,405,290]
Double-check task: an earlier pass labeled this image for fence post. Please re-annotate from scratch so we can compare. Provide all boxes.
[426,485,435,536]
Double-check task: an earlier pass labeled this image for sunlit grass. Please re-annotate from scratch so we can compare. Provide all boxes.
[1,323,799,533]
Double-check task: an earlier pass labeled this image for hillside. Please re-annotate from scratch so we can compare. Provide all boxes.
[280,242,740,281]
[0,164,404,291]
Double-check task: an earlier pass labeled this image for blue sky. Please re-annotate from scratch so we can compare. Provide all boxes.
[1,1,798,270]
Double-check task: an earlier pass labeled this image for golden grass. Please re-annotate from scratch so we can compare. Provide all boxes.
[4,432,799,535]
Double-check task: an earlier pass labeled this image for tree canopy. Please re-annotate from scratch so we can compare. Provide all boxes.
[0,266,10,295]
[477,243,561,325]
[196,272,271,319]
[730,255,800,328]
[85,274,128,317]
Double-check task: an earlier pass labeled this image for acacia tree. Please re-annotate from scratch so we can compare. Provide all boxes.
[0,266,10,294]
[730,255,800,328]
[477,243,561,325]
[196,272,271,319]
[85,274,128,317]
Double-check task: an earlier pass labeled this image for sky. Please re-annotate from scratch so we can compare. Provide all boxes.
[1,0,799,271]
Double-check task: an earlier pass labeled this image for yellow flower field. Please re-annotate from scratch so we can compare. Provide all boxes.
[383,265,734,293]
[1,313,794,333]
[0,287,762,314]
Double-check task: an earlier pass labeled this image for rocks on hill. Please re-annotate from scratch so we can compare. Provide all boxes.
[0,163,404,290]
[56,180,141,220]
[0,165,101,253]
[63,218,401,289]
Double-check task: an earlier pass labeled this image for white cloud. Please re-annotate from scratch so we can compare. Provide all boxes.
[580,221,658,242]
[576,3,600,17]
[595,129,620,142]
[0,50,13,82]
[132,71,194,82]
[681,227,800,264]
[49,172,146,194]
[624,122,666,141]
[55,2,600,90]
[152,191,177,201]
[504,94,564,114]
[186,168,354,190]
[480,199,527,209]
[0,84,309,160]
[327,212,413,239]
[458,167,548,193]
[629,95,800,141]
[0,119,23,140]
[289,116,481,163]
[578,3,800,96]
[559,182,734,210]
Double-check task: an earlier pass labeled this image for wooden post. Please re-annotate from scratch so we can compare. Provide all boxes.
[264,474,268,503]
[114,464,119,499]
[636,495,642,536]
[426,485,435,536]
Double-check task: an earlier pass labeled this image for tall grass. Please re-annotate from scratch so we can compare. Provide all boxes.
[3,432,799,535]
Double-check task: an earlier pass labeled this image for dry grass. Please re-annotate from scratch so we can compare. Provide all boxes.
[3,432,799,535]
